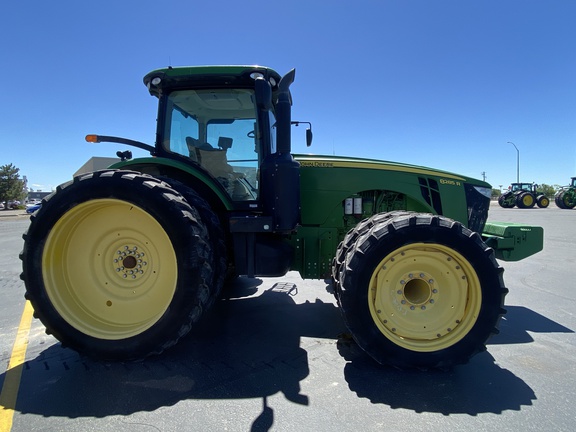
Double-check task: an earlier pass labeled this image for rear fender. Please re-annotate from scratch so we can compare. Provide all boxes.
[109,157,234,211]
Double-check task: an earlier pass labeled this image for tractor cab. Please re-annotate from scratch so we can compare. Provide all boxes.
[144,66,284,203]
[157,87,261,201]
[510,182,534,192]
[144,66,303,234]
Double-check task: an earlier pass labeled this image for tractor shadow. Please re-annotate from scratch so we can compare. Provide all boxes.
[337,304,573,414]
[11,277,341,419]
[5,281,571,419]
[488,305,574,345]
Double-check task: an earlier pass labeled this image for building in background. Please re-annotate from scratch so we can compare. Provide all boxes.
[74,157,119,177]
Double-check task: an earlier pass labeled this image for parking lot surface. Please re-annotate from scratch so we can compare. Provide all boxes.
[1,203,574,431]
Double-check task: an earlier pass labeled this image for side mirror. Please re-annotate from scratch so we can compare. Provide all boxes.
[291,121,313,147]
[306,128,313,147]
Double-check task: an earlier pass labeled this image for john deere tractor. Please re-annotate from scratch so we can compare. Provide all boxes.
[20,66,544,369]
[555,177,576,209]
[498,182,549,209]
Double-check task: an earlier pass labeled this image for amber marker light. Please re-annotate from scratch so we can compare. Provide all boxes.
[85,134,99,143]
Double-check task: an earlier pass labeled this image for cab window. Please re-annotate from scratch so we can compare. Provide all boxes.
[163,89,260,200]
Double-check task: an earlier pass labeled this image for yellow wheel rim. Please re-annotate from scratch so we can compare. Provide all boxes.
[368,243,482,352]
[42,199,177,340]
[522,195,534,206]
[541,198,549,207]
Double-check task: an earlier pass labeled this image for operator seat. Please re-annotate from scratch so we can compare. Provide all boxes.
[185,136,251,200]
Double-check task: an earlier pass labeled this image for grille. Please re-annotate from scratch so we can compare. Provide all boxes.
[464,184,489,233]
[418,177,443,215]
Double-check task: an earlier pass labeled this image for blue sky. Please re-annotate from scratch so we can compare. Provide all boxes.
[1,0,575,191]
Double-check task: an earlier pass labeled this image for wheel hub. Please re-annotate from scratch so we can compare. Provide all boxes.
[113,245,148,280]
[398,272,436,309]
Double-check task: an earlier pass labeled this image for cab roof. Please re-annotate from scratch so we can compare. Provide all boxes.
[143,65,282,97]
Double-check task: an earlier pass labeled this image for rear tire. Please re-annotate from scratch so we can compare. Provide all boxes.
[20,170,214,361]
[516,192,535,208]
[156,176,227,301]
[338,212,507,369]
[556,190,575,209]
[498,193,514,208]
[555,191,567,209]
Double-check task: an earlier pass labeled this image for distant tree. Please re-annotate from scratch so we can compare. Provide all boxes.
[536,183,556,197]
[491,188,501,199]
[0,164,26,209]
[551,184,563,192]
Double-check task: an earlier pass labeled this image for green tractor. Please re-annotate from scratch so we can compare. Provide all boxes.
[20,66,544,369]
[498,182,549,209]
[555,177,576,209]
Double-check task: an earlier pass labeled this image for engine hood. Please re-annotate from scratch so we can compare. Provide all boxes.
[293,154,491,188]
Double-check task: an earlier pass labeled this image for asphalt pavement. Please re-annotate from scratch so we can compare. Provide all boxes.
[0,210,27,218]
[0,203,574,432]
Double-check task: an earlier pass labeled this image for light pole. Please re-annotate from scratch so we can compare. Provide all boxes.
[507,141,519,183]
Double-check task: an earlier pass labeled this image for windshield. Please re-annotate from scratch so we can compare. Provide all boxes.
[511,183,532,192]
[162,89,260,200]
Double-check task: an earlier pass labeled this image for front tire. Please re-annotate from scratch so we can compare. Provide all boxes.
[337,213,507,369]
[536,195,549,208]
[20,170,214,361]
[332,211,411,287]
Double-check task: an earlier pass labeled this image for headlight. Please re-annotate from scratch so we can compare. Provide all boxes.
[473,186,492,199]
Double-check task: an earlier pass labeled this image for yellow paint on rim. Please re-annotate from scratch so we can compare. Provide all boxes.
[0,301,34,432]
[368,243,482,352]
[42,199,177,340]
[522,194,534,207]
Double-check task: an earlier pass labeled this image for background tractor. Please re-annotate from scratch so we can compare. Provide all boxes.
[20,66,543,370]
[555,177,576,209]
[498,182,549,209]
